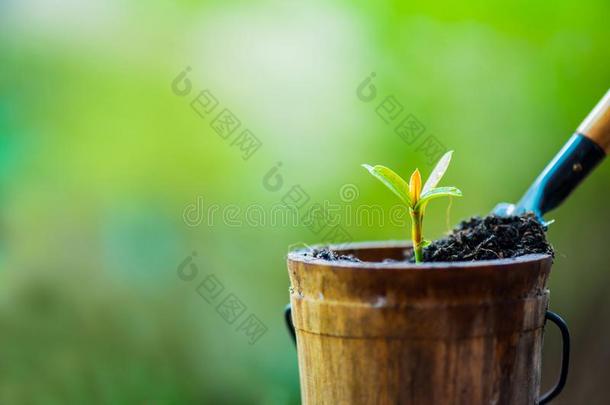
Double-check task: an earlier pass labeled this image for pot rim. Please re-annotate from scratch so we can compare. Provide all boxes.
[287,240,553,270]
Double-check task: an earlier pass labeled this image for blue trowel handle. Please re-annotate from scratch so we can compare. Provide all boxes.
[516,89,610,218]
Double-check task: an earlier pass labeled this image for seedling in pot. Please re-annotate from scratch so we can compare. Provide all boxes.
[362,151,462,263]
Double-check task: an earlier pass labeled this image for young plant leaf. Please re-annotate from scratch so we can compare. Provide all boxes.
[361,151,462,264]
[415,186,462,211]
[409,169,422,203]
[422,150,453,194]
[362,164,411,206]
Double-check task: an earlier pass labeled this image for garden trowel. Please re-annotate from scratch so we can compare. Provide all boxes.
[493,89,610,222]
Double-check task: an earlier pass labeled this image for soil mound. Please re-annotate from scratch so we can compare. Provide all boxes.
[422,213,554,262]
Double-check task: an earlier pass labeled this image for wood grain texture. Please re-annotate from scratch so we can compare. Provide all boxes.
[287,242,553,405]
[578,88,610,152]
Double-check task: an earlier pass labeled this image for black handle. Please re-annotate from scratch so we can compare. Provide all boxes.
[515,133,605,218]
[285,304,296,345]
[539,310,571,404]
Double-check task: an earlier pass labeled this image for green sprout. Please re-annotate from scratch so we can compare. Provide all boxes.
[362,151,462,263]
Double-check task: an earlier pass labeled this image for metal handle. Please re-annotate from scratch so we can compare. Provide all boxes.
[285,304,296,345]
[514,133,605,219]
[511,90,610,219]
[539,310,571,404]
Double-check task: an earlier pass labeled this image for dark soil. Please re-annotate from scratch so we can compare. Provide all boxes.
[419,213,554,262]
[307,248,361,263]
[298,213,553,263]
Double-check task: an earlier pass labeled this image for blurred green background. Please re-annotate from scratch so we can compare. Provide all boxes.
[1,0,610,403]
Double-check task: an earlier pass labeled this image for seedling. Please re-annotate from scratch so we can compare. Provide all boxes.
[362,151,462,263]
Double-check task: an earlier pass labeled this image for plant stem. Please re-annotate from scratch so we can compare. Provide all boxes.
[410,209,423,263]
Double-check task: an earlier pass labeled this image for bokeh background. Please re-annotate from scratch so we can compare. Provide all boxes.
[1,0,610,403]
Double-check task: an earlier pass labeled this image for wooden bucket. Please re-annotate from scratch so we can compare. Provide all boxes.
[286,242,569,405]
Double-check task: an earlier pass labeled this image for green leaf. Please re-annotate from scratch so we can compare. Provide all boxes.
[422,150,453,194]
[415,186,462,211]
[420,240,431,248]
[362,164,411,206]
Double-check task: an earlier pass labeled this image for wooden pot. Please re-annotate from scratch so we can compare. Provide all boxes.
[286,242,568,405]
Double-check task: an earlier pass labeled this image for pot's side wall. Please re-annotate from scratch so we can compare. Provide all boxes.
[295,328,544,405]
[288,250,552,405]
